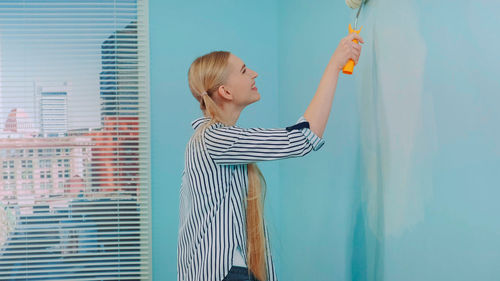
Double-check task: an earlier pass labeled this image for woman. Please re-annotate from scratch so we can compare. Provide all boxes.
[178,32,364,281]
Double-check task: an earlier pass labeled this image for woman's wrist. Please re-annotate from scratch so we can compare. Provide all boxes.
[327,55,343,75]
[327,59,342,76]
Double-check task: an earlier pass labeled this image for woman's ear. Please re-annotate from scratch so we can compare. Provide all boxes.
[216,85,233,102]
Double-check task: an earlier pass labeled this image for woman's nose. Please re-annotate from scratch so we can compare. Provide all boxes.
[250,69,258,78]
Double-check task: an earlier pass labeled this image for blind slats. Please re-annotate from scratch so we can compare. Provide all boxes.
[2,274,150,281]
[0,0,150,279]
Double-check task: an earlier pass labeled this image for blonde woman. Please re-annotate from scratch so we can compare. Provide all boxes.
[178,33,364,281]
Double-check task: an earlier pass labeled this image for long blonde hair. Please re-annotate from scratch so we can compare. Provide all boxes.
[188,51,268,281]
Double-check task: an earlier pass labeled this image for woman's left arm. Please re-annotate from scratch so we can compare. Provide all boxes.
[203,116,325,165]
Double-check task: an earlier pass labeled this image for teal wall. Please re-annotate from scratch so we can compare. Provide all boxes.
[276,0,361,280]
[151,0,500,280]
[352,0,500,280]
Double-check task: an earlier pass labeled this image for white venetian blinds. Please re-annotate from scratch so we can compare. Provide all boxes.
[0,0,151,280]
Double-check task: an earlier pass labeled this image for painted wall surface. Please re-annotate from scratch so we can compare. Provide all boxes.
[354,0,500,280]
[278,0,500,280]
[277,0,363,280]
[149,1,281,280]
[152,0,500,280]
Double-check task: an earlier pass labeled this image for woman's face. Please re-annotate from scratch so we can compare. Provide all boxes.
[223,54,260,108]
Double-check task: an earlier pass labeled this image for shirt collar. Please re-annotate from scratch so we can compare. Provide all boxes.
[191,116,211,130]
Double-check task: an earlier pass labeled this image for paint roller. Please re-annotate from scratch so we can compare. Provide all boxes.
[343,0,367,75]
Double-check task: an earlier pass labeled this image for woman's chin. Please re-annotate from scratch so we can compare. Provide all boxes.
[254,92,261,102]
[245,92,260,106]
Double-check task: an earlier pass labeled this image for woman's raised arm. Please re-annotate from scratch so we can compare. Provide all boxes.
[303,32,364,138]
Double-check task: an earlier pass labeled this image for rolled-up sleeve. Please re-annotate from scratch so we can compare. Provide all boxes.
[291,116,325,151]
[203,116,325,165]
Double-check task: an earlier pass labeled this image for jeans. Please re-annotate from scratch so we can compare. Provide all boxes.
[222,266,260,281]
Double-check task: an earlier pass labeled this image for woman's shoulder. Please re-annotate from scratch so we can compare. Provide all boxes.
[190,116,226,130]
[188,117,227,146]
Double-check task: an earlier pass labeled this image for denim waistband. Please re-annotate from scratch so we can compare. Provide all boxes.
[230,266,249,274]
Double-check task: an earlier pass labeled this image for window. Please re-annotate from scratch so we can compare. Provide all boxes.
[21,160,33,169]
[40,170,52,179]
[22,183,34,191]
[39,159,52,169]
[0,1,150,280]
[21,170,33,180]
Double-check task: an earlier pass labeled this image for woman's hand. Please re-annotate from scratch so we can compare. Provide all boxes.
[330,33,364,72]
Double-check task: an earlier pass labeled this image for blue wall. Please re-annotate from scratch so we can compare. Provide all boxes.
[151,0,500,280]
[276,0,361,280]
[277,0,500,280]
[354,0,500,280]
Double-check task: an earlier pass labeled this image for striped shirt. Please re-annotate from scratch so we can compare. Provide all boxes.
[178,116,325,281]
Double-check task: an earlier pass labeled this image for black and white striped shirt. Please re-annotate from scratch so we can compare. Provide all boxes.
[178,116,325,281]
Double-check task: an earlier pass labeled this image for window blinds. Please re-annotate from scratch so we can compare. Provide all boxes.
[0,1,151,280]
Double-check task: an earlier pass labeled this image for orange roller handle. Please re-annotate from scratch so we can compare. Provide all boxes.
[343,24,362,75]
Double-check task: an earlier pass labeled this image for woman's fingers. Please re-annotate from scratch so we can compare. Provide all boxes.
[350,33,364,44]
[350,41,361,64]
[331,33,364,70]
[346,35,363,61]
